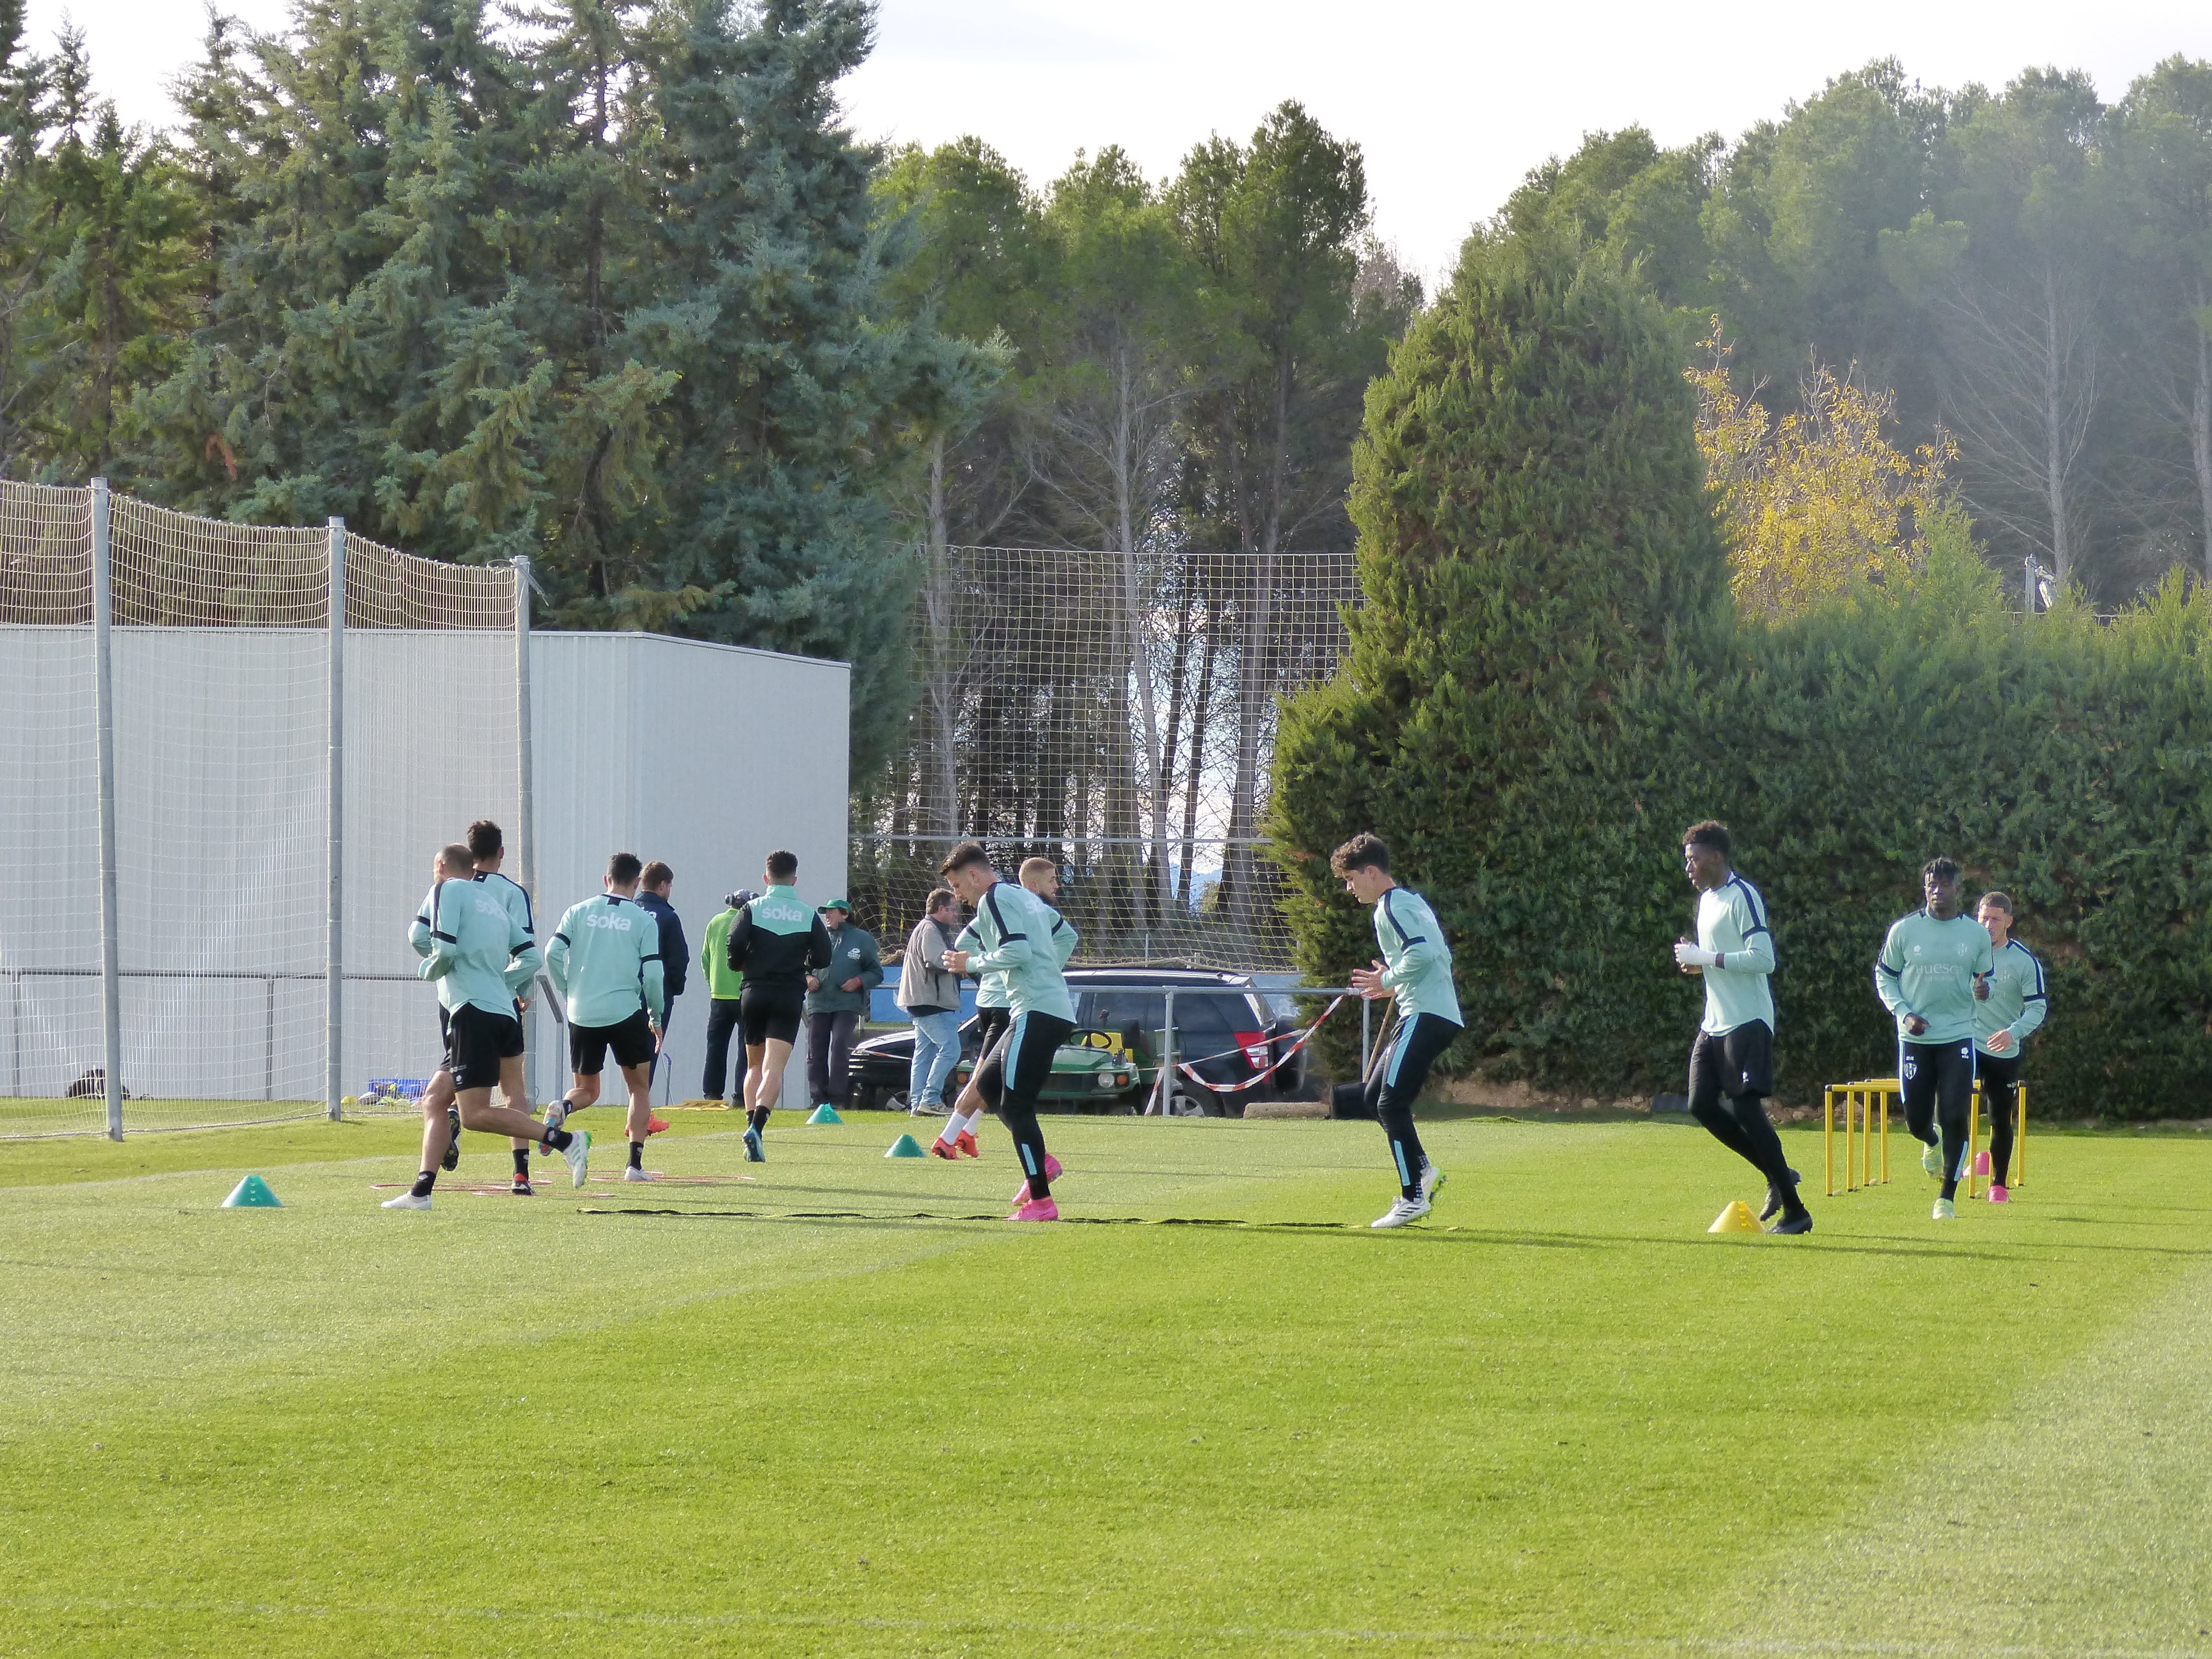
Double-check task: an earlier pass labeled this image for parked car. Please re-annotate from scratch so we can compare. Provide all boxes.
[846,967,1308,1117]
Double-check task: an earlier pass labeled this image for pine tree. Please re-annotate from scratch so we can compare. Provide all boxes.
[1269,234,1729,1086]
[625,0,989,769]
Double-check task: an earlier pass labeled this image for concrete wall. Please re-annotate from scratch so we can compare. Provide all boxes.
[0,625,847,1113]
[525,632,848,1112]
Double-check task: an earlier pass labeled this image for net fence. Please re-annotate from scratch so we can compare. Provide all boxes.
[854,545,1360,970]
[0,481,517,1137]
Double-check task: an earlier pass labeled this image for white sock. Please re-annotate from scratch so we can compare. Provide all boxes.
[938,1111,968,1145]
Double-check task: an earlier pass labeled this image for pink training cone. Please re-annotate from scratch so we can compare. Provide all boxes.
[1973,1150,1991,1177]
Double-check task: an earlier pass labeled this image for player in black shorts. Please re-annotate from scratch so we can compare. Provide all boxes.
[387,843,590,1208]
[725,850,831,1161]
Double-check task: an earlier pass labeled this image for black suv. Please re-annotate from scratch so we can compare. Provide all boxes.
[846,967,1308,1117]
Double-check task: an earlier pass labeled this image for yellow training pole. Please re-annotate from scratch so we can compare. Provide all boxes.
[1968,1082,1982,1199]
[1879,1083,1890,1185]
[1824,1088,1836,1197]
[2016,1083,2028,1189]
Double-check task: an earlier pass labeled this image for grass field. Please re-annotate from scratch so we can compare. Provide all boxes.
[2,1105,2208,1657]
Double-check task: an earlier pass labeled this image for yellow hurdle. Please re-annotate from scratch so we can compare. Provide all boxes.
[1827,1076,2029,1198]
[1822,1079,1894,1196]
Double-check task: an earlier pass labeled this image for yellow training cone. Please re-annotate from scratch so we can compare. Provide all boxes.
[1708,1200,1763,1234]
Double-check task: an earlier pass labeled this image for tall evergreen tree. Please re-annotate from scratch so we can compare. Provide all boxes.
[1270,234,1728,1081]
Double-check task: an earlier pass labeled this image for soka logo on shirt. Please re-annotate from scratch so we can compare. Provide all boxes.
[583,910,633,931]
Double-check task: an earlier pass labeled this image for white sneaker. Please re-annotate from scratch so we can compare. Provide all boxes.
[1932,1197,1956,1221]
[562,1130,592,1190]
[381,1190,431,1211]
[1418,1162,1446,1203]
[621,1165,651,1182]
[1371,1195,1431,1229]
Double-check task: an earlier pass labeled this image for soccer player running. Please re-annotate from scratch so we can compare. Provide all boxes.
[1334,834,1459,1229]
[930,856,1071,1160]
[1672,821,1811,1234]
[385,843,589,1208]
[544,853,667,1183]
[725,851,833,1162]
[1875,856,1995,1221]
[939,842,1074,1220]
[466,819,542,1193]
[1973,890,2046,1203]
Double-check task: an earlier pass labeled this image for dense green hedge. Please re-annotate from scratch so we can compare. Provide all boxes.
[1272,240,2212,1118]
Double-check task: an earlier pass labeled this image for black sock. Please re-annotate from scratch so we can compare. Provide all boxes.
[512,1149,530,1177]
[410,1170,436,1198]
[543,1127,573,1151]
[628,1140,644,1169]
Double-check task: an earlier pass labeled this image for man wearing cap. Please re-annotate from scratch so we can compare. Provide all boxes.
[804,899,882,1114]
[699,890,753,1107]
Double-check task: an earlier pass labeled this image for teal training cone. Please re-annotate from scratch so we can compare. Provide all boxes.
[885,1133,926,1158]
[807,1103,844,1125]
[222,1174,282,1208]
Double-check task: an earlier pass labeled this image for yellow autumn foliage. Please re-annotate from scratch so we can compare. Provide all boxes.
[1686,320,1956,620]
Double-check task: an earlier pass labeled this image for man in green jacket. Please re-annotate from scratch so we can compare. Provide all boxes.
[805,899,882,1112]
[699,890,751,1107]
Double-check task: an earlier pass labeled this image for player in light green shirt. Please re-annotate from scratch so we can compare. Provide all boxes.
[1875,856,1994,1219]
[1336,833,1461,1230]
[1972,890,2045,1202]
[1673,820,1807,1232]
[385,842,589,1210]
[544,852,667,1182]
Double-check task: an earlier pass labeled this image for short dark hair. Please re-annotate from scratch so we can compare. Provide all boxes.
[1923,856,1962,885]
[926,887,956,914]
[640,860,673,888]
[466,819,503,859]
[1329,833,1389,878]
[608,851,643,885]
[765,849,798,881]
[1980,890,2014,915]
[438,841,475,876]
[1683,820,1731,857]
[939,840,992,877]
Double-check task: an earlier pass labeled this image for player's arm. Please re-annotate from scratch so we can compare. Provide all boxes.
[1375,898,1442,990]
[1972,933,1996,999]
[408,893,435,961]
[503,916,542,996]
[1720,888,1774,974]
[418,884,460,980]
[698,924,714,984]
[966,893,1037,975]
[1874,926,1919,1031]
[639,944,667,1024]
[545,914,574,998]
[1051,915,1079,967]
[725,905,754,972]
[806,913,834,972]
[2010,955,2049,1044]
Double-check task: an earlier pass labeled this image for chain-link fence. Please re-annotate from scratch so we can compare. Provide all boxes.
[0,480,521,1137]
[854,545,1359,969]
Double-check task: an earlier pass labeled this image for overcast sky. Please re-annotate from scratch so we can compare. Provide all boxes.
[32,0,2212,282]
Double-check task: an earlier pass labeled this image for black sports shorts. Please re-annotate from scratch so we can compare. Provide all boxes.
[448,1004,525,1092]
[569,1009,657,1076]
[967,1005,1013,1093]
[1688,1018,1775,1103]
[740,984,805,1047]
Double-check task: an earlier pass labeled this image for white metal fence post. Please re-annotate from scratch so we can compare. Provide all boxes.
[326,517,346,1121]
[91,479,123,1140]
[512,555,536,1101]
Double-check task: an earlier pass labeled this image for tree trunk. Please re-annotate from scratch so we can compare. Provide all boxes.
[1179,598,1217,914]
[2195,279,2212,589]
[2041,266,2071,590]
[1226,349,1292,937]
[925,433,960,836]
[1107,349,1168,927]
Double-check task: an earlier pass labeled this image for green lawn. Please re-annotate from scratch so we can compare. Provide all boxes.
[1,1107,2208,1657]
